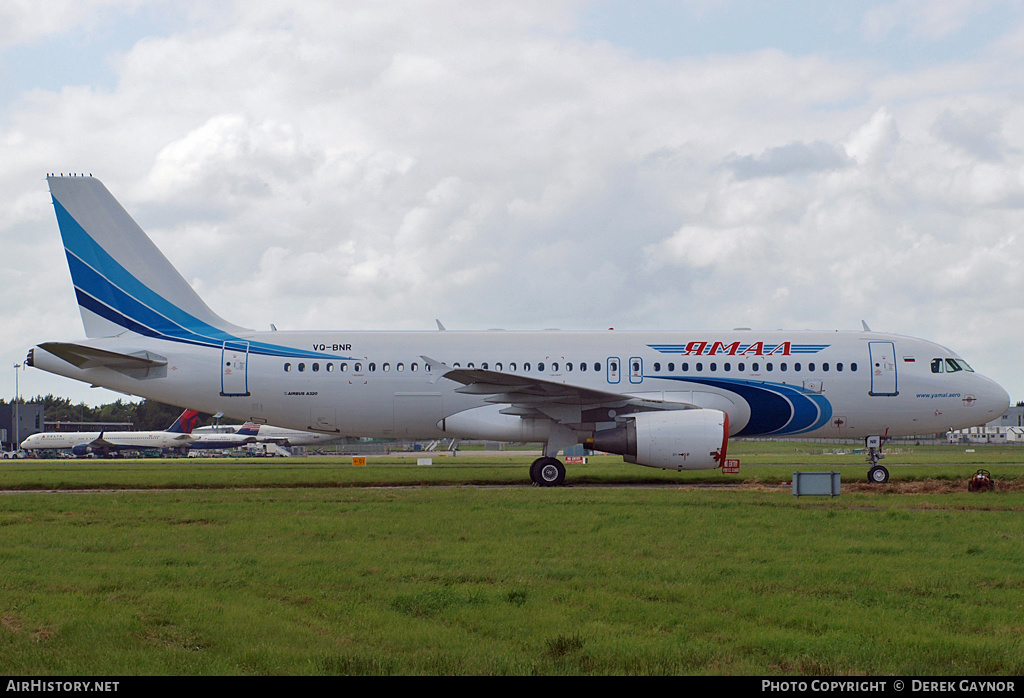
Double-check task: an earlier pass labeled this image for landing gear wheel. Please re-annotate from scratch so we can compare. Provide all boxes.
[867,465,890,484]
[530,457,566,487]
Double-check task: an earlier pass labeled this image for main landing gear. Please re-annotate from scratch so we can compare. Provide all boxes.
[530,457,566,487]
[866,435,889,484]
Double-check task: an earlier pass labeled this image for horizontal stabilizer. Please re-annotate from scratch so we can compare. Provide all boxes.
[38,342,167,379]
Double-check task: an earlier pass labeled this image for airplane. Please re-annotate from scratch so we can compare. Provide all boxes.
[191,423,343,448]
[182,421,262,452]
[26,174,1011,484]
[20,408,198,458]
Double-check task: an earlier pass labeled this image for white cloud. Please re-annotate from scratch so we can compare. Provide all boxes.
[2,1,1024,405]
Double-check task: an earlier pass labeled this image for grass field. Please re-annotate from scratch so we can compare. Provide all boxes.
[1,442,1022,675]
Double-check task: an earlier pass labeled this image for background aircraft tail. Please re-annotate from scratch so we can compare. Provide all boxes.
[46,174,246,339]
[236,422,262,437]
[166,409,202,434]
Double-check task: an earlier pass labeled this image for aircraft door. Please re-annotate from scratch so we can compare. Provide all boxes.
[868,341,898,396]
[629,357,643,384]
[606,357,620,384]
[221,341,250,396]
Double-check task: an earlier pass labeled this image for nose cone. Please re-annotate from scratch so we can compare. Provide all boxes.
[976,375,1011,420]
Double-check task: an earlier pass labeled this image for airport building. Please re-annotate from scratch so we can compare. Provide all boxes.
[949,404,1024,444]
[0,403,44,451]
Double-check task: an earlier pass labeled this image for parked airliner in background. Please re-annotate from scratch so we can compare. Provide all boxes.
[27,175,1010,484]
[183,421,261,452]
[20,408,198,458]
[192,423,343,448]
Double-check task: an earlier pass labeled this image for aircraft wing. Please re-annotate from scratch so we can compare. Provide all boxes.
[85,434,119,458]
[430,359,695,427]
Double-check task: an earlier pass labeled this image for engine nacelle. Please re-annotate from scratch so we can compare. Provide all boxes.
[71,444,92,457]
[590,409,729,470]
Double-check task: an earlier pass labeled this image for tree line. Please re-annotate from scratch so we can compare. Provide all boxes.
[1,395,214,431]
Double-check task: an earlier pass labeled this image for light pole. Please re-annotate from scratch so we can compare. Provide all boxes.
[13,363,20,452]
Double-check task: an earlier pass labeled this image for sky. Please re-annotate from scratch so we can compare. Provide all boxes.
[1,0,1022,407]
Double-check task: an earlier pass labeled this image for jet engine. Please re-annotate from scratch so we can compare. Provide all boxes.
[590,408,729,470]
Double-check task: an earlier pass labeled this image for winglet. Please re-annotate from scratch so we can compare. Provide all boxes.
[420,355,452,384]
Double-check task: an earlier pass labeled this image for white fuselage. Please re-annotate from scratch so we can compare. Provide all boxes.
[21,430,189,452]
[193,425,340,447]
[30,328,1009,443]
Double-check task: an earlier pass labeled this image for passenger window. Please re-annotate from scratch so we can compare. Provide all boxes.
[552,362,559,372]
[298,363,306,372]
[793,363,800,371]
[481,363,488,369]
[369,363,376,372]
[696,363,703,371]
[738,362,745,371]
[594,363,601,372]
[710,362,717,371]
[752,362,759,371]
[284,363,292,372]
[495,362,502,371]
[668,362,675,371]
[327,363,334,372]
[580,362,587,371]
[836,363,843,372]
[537,362,545,372]
[808,363,815,371]
[312,363,320,372]
[411,363,418,372]
[524,363,531,371]
[766,363,773,372]
[822,363,829,372]
[682,362,689,371]
[397,363,404,372]
[850,362,857,372]
[341,362,348,372]
[354,363,362,372]
[780,363,787,371]
[565,362,572,372]
[510,362,517,371]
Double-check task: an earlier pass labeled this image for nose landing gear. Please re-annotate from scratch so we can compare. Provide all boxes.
[866,435,889,483]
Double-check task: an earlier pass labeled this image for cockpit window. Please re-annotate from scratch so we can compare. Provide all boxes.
[931,358,944,373]
[945,359,963,373]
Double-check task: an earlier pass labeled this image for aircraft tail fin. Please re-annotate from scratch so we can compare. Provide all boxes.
[236,422,262,437]
[46,174,246,339]
[166,409,202,434]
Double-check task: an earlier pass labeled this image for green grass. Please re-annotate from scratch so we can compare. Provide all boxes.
[1,445,1023,675]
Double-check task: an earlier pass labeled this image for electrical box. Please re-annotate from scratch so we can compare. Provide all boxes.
[792,471,841,497]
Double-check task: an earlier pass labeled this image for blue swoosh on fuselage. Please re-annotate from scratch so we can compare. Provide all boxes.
[662,376,833,436]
